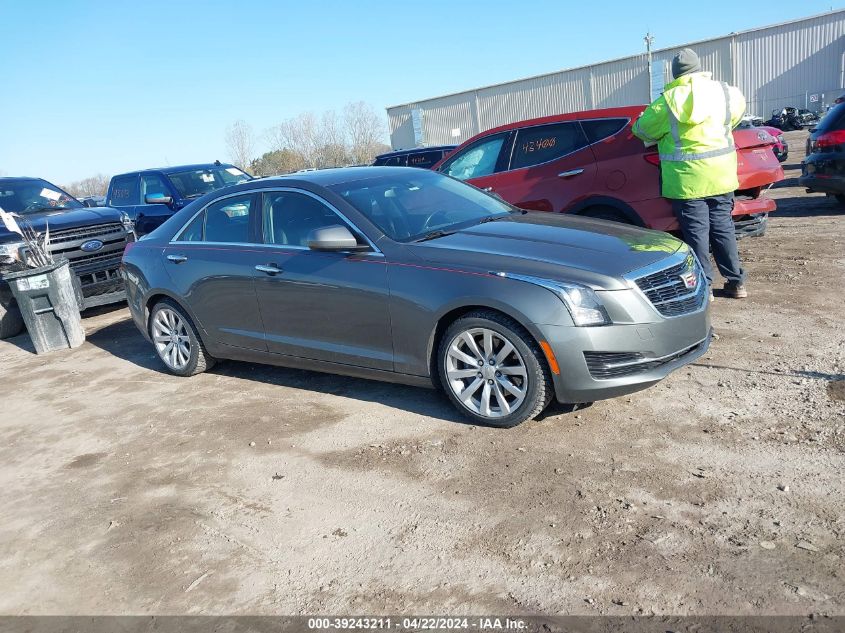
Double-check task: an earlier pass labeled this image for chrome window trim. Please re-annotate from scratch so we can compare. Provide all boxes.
[170,186,383,255]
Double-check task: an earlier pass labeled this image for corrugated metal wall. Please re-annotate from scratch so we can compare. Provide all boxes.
[387,10,845,150]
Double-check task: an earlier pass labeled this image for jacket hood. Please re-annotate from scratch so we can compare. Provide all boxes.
[408,213,685,291]
[664,72,722,125]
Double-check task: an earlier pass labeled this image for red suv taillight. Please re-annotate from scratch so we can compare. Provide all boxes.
[816,130,845,150]
[644,153,660,166]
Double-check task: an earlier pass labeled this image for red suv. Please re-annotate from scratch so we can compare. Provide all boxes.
[432,106,784,237]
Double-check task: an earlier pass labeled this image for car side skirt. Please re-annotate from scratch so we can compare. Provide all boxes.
[216,344,436,390]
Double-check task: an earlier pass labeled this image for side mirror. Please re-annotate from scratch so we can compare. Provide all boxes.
[307,225,369,252]
[82,199,95,208]
[145,193,173,206]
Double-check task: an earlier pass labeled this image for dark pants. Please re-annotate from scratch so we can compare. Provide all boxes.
[671,193,745,286]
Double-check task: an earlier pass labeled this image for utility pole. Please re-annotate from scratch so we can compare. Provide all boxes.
[644,32,655,103]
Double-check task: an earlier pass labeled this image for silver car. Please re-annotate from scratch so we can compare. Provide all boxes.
[122,167,711,427]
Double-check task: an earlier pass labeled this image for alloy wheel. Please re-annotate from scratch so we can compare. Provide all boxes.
[152,308,192,371]
[444,327,528,419]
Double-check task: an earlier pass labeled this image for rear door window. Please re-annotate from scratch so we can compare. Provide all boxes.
[108,174,140,207]
[406,151,443,169]
[581,118,629,143]
[439,133,509,180]
[175,193,256,243]
[509,122,589,170]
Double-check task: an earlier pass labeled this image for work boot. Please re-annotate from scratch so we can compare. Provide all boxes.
[723,281,748,299]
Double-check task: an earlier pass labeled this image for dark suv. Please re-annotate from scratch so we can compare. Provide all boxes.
[0,177,134,338]
[106,162,252,235]
[800,102,845,207]
[373,146,456,169]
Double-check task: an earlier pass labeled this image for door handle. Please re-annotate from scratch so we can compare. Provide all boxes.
[558,169,585,178]
[166,254,188,264]
[255,264,283,275]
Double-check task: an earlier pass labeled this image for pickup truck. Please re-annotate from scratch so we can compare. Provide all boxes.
[106,162,252,235]
[0,177,135,338]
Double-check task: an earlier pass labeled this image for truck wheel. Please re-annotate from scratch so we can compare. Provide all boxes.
[149,299,215,376]
[438,310,553,428]
[836,195,845,207]
[0,292,24,340]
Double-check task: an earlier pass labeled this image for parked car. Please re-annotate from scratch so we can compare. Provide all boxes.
[737,120,788,162]
[432,106,783,238]
[106,162,252,235]
[79,195,106,207]
[799,101,845,207]
[0,177,135,338]
[766,106,817,131]
[373,146,457,169]
[122,167,711,427]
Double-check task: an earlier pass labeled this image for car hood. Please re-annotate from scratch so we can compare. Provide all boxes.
[407,212,685,290]
[0,206,125,242]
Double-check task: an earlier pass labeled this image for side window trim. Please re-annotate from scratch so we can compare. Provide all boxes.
[258,187,381,253]
[505,121,590,172]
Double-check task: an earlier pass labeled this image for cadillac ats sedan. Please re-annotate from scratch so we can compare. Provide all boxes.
[121,167,711,427]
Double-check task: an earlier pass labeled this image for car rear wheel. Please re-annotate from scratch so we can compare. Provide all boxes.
[836,194,845,207]
[438,310,553,427]
[149,299,215,376]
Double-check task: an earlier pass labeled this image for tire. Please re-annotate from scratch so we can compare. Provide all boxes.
[0,289,24,340]
[437,310,553,427]
[579,206,633,225]
[836,194,845,207]
[149,299,215,376]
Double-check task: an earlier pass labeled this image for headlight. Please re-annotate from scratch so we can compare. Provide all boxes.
[0,241,24,259]
[120,212,135,232]
[495,272,611,326]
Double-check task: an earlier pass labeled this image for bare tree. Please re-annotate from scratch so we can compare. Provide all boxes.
[268,112,321,169]
[317,110,349,168]
[63,174,110,198]
[251,149,307,176]
[225,120,256,172]
[345,101,387,165]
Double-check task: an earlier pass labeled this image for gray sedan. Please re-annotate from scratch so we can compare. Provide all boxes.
[122,167,711,427]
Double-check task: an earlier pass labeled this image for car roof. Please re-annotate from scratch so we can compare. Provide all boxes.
[251,166,426,188]
[475,106,645,139]
[375,145,457,160]
[0,176,50,182]
[112,163,239,178]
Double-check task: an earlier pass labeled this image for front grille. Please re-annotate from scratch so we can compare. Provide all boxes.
[584,340,706,379]
[48,223,125,245]
[65,250,123,270]
[634,253,706,317]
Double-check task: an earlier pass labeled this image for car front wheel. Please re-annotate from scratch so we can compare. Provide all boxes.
[149,299,215,376]
[438,310,553,427]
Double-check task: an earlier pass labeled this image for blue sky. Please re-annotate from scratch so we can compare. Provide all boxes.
[0,0,840,184]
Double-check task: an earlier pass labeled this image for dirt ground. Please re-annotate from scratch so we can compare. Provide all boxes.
[0,129,842,616]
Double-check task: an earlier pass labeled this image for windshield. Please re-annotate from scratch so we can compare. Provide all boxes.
[166,166,252,199]
[327,170,516,242]
[0,179,83,215]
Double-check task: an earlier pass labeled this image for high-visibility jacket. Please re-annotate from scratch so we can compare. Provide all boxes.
[632,72,746,200]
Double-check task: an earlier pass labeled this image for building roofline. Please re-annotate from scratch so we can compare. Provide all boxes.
[386,8,845,111]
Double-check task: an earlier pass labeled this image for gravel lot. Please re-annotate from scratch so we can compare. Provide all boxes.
[0,130,842,616]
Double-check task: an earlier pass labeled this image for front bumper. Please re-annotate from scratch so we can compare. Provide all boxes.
[538,304,711,404]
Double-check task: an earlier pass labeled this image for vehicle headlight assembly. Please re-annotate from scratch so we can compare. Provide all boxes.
[0,241,24,260]
[495,272,611,326]
[120,212,135,232]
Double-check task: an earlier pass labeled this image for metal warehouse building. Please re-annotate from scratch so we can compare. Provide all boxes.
[386,10,845,150]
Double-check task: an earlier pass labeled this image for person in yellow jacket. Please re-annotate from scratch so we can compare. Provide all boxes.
[633,48,748,299]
